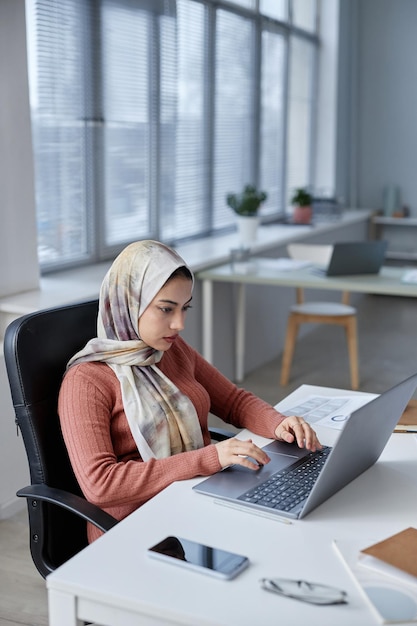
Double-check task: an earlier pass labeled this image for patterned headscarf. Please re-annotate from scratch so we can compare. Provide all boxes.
[67,240,204,460]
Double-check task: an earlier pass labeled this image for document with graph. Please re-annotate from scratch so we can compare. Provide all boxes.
[277,392,377,431]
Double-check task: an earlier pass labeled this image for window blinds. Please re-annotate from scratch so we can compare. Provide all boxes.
[26,0,91,266]
[26,0,319,269]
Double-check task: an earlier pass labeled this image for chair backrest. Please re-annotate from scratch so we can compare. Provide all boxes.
[287,243,334,266]
[287,243,350,305]
[4,299,99,575]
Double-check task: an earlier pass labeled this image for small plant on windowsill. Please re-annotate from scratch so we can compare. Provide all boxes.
[291,187,313,224]
[226,184,268,247]
[226,184,268,216]
[291,187,312,207]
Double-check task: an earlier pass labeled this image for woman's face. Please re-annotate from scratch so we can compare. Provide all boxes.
[138,275,193,351]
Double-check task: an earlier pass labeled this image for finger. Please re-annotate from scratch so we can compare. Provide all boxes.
[235,455,264,470]
[277,417,322,451]
[291,422,316,449]
[278,429,295,444]
[290,420,322,450]
[225,440,269,470]
[297,425,322,451]
[215,438,270,470]
[235,439,270,466]
[303,425,320,449]
[276,416,304,444]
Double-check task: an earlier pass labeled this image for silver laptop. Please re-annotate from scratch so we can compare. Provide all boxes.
[194,373,417,519]
[324,240,388,276]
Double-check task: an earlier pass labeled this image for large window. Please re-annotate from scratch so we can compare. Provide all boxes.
[26,0,319,271]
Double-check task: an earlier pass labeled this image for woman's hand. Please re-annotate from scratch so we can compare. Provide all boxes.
[215,438,271,471]
[274,415,321,451]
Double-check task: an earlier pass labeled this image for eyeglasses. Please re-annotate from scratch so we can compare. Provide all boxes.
[260,578,348,606]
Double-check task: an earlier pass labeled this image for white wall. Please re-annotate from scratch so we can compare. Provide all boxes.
[0,0,37,519]
[0,0,39,297]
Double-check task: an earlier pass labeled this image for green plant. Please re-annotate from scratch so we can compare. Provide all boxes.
[226,184,268,216]
[291,187,313,207]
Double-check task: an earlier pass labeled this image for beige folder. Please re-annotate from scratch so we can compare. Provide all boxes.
[395,399,417,432]
[360,527,417,579]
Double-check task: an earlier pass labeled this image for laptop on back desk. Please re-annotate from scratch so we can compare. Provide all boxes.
[324,240,388,276]
[193,373,417,519]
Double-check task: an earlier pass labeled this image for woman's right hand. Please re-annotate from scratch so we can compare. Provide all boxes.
[214,438,270,470]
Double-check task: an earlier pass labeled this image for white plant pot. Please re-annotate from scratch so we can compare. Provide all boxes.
[236,215,259,247]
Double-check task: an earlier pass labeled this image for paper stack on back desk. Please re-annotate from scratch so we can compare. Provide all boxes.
[395,399,417,432]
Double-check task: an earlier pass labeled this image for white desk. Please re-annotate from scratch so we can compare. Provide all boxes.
[196,261,417,381]
[46,385,417,626]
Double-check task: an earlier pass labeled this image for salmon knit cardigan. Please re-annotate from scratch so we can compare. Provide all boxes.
[58,336,284,542]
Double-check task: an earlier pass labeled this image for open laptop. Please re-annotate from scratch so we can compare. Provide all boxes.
[194,373,417,520]
[323,240,388,276]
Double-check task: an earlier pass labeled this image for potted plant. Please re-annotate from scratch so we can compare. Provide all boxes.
[226,184,268,216]
[226,184,268,245]
[291,187,313,224]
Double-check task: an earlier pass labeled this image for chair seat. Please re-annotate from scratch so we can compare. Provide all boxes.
[290,302,356,316]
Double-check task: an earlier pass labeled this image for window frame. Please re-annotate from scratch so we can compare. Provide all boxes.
[26,0,320,273]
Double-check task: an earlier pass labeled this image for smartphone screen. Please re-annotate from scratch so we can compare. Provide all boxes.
[148,536,249,580]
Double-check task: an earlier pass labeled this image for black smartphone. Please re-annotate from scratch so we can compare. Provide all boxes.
[148,536,249,580]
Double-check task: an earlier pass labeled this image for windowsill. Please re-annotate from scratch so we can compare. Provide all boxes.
[0,209,371,324]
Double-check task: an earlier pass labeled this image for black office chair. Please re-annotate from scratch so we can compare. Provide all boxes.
[4,300,118,578]
[4,299,232,579]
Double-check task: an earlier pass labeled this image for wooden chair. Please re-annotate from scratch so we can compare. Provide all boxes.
[280,244,359,390]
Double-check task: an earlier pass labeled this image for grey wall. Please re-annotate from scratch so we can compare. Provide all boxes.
[353,0,417,213]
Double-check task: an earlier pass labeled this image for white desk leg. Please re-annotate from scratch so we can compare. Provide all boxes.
[48,588,83,626]
[202,279,213,364]
[235,283,246,383]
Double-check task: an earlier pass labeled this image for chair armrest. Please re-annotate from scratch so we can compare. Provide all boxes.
[17,484,118,533]
[208,427,235,442]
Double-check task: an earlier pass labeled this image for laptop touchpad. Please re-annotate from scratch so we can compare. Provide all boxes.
[234,440,304,476]
[263,439,310,461]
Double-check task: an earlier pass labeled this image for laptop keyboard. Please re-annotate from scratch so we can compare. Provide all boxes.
[237,445,332,513]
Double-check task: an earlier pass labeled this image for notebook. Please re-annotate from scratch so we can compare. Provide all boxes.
[193,373,417,520]
[323,240,388,276]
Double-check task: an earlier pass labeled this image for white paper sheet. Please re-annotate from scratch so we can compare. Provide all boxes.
[278,393,377,430]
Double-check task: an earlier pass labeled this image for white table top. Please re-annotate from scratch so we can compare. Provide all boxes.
[46,385,417,626]
[197,260,417,298]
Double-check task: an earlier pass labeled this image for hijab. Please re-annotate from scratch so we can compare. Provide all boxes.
[67,240,204,460]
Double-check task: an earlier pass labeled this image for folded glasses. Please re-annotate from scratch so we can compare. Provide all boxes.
[260,578,348,606]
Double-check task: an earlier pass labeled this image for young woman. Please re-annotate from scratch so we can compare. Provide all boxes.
[59,240,321,541]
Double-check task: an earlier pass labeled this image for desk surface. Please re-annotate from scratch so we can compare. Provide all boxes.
[197,260,417,298]
[46,385,417,626]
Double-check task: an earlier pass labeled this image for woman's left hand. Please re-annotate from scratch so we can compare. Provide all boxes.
[274,415,321,452]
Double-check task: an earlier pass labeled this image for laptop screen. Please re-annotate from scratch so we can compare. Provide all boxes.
[326,241,388,276]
